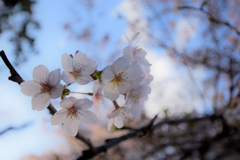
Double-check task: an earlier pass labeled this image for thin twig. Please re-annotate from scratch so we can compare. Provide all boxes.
[178,6,240,35]
[0,122,32,136]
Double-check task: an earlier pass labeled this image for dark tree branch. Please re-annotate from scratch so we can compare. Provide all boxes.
[178,6,240,35]
[0,122,32,136]
[77,114,222,160]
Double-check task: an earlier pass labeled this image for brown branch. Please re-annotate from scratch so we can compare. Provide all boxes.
[0,50,94,151]
[77,114,222,160]
[178,6,240,35]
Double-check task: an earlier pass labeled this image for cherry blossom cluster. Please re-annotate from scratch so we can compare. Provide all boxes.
[20,33,153,136]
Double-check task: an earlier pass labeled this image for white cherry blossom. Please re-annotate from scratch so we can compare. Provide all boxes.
[101,57,143,101]
[123,33,153,85]
[61,51,98,85]
[51,97,97,136]
[107,107,127,131]
[125,83,151,118]
[92,81,104,117]
[20,65,64,111]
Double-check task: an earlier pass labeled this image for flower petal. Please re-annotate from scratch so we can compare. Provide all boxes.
[112,57,129,74]
[122,46,133,62]
[83,60,97,74]
[48,68,61,86]
[63,115,80,137]
[113,114,124,129]
[132,85,151,98]
[62,71,76,83]
[78,109,97,124]
[107,109,121,119]
[76,75,93,85]
[107,118,113,131]
[74,98,93,109]
[50,84,64,99]
[125,64,142,81]
[32,65,49,83]
[101,65,115,83]
[73,51,87,65]
[20,80,41,96]
[31,93,51,111]
[62,53,73,72]
[103,82,119,101]
[118,80,133,94]
[51,109,68,125]
[60,97,77,109]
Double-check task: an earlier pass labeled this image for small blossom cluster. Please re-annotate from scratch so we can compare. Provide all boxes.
[20,33,153,136]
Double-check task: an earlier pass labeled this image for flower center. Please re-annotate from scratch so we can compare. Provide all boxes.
[111,72,127,86]
[129,92,141,103]
[70,67,82,80]
[40,81,51,94]
[67,107,80,120]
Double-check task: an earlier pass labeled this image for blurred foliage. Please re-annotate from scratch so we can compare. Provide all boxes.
[0,0,39,65]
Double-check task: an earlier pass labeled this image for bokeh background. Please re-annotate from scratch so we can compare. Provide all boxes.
[1,0,240,159]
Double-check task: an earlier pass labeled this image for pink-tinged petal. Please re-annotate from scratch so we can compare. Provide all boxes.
[113,114,124,129]
[102,66,115,83]
[125,64,143,81]
[51,109,68,125]
[122,46,133,62]
[113,57,129,74]
[103,82,119,101]
[92,95,102,118]
[63,116,80,137]
[62,71,76,83]
[20,80,41,96]
[107,118,113,131]
[107,109,121,119]
[83,60,97,74]
[50,84,64,99]
[60,97,77,109]
[74,98,93,109]
[48,68,61,86]
[73,51,87,65]
[31,93,50,111]
[132,85,151,98]
[76,75,93,85]
[93,81,100,94]
[32,65,49,83]
[78,109,97,124]
[118,80,133,94]
[140,74,154,85]
[61,53,73,72]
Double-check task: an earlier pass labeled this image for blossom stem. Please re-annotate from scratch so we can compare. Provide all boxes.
[113,101,120,109]
[70,92,93,96]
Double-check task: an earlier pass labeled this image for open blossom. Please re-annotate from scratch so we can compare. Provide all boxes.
[20,65,64,111]
[51,97,97,136]
[125,83,151,118]
[123,32,151,66]
[101,57,143,101]
[61,51,98,85]
[107,107,127,131]
[123,33,153,85]
[92,81,104,117]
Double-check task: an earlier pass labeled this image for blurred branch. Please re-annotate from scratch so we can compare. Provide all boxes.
[0,122,32,136]
[178,5,240,35]
[77,114,221,159]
